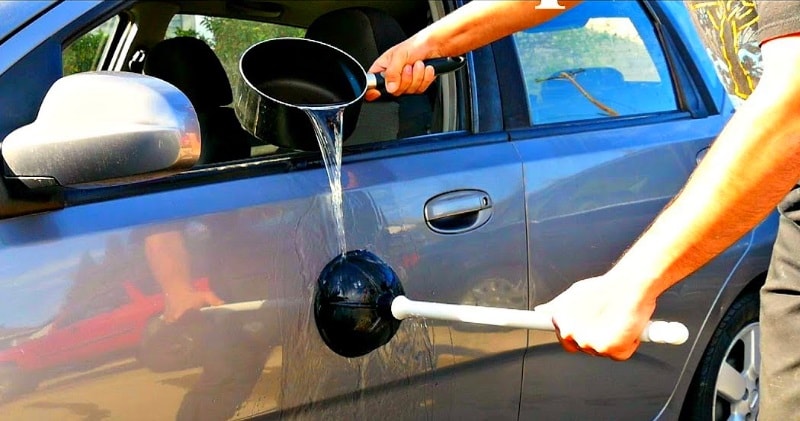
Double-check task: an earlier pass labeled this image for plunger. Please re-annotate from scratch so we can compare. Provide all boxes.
[313,250,689,358]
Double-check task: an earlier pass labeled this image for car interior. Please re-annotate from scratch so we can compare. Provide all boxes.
[67,0,464,168]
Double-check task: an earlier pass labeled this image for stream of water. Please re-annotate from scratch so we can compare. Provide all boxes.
[304,106,347,256]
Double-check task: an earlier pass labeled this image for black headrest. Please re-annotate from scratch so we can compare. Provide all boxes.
[305,7,407,69]
[143,37,232,110]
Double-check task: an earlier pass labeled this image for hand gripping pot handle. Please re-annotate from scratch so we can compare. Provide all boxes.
[390,296,690,345]
[367,56,466,95]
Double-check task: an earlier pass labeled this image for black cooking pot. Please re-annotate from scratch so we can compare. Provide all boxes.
[236,37,465,151]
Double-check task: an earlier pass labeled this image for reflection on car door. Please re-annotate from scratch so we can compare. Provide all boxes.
[0,135,527,420]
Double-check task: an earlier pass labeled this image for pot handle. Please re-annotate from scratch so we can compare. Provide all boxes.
[369,56,466,96]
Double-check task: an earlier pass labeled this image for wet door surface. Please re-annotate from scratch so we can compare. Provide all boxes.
[0,1,529,418]
[0,141,527,420]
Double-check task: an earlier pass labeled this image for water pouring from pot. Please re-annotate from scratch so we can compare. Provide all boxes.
[236,37,465,255]
[232,37,687,359]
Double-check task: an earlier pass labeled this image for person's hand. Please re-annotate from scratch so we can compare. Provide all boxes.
[534,274,657,361]
[366,34,440,101]
[163,288,224,323]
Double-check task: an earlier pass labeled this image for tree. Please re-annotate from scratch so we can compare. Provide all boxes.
[62,31,109,76]
[201,17,305,98]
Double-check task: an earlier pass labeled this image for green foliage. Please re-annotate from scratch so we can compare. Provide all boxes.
[62,31,109,76]
[515,28,655,95]
[172,27,212,45]
[200,17,305,97]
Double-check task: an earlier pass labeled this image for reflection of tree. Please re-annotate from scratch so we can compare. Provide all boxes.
[200,17,305,99]
[62,31,108,76]
[61,236,156,323]
[687,1,761,100]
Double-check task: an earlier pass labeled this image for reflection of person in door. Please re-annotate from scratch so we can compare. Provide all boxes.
[144,230,223,323]
[138,224,277,421]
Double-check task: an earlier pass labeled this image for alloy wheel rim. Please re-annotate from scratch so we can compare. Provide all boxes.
[713,322,760,421]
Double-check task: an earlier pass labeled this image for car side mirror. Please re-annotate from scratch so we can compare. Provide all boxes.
[1,71,201,190]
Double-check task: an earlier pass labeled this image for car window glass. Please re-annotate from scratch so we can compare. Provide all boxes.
[165,15,305,109]
[513,1,677,125]
[62,15,120,76]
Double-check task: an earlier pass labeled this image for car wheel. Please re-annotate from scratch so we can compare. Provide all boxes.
[682,292,759,420]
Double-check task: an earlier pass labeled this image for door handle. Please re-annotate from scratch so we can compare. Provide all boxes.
[424,190,492,234]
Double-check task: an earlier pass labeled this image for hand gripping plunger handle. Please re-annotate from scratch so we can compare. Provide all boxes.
[390,296,689,345]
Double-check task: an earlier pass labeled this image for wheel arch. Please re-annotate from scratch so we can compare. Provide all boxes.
[655,268,768,420]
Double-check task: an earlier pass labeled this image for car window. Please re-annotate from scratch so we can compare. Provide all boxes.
[41,0,459,182]
[165,14,305,107]
[513,1,677,125]
[63,15,120,76]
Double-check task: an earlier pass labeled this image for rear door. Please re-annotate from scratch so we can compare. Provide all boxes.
[502,1,750,419]
[0,1,528,419]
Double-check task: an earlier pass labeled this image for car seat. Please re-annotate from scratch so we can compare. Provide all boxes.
[143,37,254,164]
[305,7,433,144]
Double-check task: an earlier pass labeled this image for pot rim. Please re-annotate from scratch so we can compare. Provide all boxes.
[238,37,368,111]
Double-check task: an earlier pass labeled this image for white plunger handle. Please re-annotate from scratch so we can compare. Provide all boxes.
[390,296,689,345]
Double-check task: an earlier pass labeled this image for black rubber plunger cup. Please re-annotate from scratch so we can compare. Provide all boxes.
[314,249,404,358]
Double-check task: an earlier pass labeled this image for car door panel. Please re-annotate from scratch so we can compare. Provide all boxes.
[0,0,530,417]
[515,116,752,419]
[0,131,528,420]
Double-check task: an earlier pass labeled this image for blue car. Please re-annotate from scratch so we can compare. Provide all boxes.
[0,1,770,420]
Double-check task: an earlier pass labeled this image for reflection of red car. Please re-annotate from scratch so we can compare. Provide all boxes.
[0,279,208,399]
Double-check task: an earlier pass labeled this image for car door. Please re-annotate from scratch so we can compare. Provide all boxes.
[501,1,752,419]
[0,1,528,419]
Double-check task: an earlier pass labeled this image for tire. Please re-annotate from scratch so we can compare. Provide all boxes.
[682,292,760,420]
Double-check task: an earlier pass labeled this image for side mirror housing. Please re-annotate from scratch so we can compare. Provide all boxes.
[2,71,201,189]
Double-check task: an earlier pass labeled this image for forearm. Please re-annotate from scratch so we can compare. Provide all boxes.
[418,0,581,57]
[144,230,194,297]
[613,40,800,301]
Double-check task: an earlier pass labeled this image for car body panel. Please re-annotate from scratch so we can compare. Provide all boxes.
[515,115,747,419]
[0,121,528,420]
[0,0,775,419]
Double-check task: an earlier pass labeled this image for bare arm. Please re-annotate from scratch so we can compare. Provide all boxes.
[537,35,800,360]
[366,0,581,100]
[614,36,800,302]
[144,230,223,322]
[415,0,581,58]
